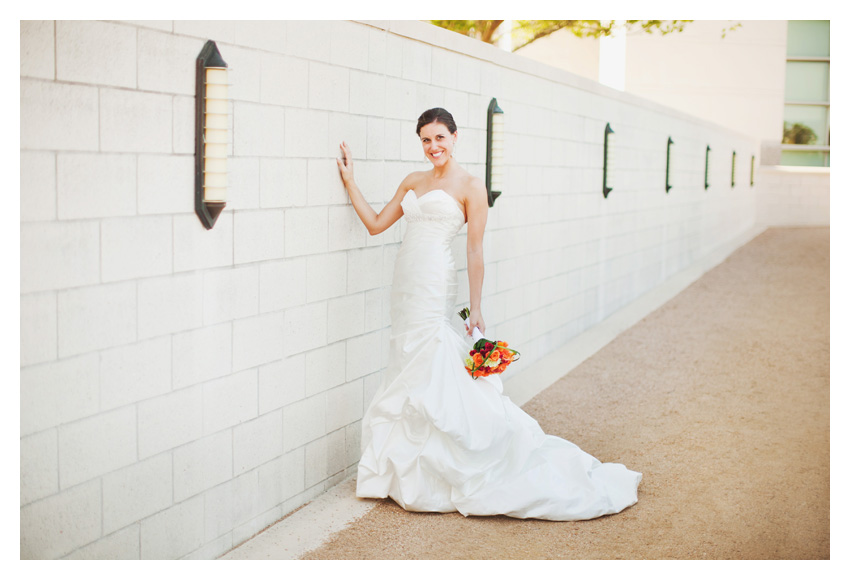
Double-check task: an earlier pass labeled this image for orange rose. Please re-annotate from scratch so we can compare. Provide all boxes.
[489,350,500,362]
[472,353,484,366]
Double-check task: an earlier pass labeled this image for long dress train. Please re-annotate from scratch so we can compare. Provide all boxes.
[356,189,641,520]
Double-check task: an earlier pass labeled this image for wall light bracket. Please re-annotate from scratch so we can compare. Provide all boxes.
[665,137,674,193]
[731,150,737,188]
[485,98,504,208]
[603,123,614,198]
[195,40,229,230]
[750,155,756,187]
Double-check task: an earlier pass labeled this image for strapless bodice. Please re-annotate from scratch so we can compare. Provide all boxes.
[400,189,465,237]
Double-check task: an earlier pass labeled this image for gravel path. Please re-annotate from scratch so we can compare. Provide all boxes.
[303,227,830,560]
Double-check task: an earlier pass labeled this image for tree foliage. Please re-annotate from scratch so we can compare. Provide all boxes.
[430,20,694,51]
[783,122,818,145]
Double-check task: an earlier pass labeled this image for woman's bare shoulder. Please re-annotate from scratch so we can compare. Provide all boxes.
[399,171,430,191]
[461,174,487,201]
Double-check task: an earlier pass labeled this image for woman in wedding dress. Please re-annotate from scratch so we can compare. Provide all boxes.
[336,108,641,520]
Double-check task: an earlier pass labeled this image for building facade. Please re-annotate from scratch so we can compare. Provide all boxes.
[516,20,830,167]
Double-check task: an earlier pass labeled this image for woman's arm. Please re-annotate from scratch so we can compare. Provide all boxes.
[337,141,407,236]
[464,178,489,336]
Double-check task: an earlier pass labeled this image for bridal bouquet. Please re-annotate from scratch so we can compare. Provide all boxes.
[458,307,521,379]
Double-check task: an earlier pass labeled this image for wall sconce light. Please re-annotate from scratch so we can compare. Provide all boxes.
[704,145,711,190]
[731,150,737,188]
[750,155,755,187]
[603,123,614,198]
[665,137,674,193]
[486,98,504,208]
[195,40,229,230]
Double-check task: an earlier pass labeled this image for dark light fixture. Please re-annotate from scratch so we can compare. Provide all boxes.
[665,137,674,193]
[603,123,614,198]
[704,145,711,190]
[731,150,737,188]
[750,155,755,187]
[195,40,229,230]
[485,98,504,207]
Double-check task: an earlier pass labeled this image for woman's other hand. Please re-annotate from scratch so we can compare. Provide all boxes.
[467,309,485,337]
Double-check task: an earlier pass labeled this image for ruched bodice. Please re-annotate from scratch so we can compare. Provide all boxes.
[356,188,641,521]
[400,189,465,229]
[391,190,465,341]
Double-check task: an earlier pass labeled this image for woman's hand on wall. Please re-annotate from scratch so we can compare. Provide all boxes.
[337,141,354,185]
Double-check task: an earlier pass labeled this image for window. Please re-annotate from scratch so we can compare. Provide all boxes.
[781,20,829,167]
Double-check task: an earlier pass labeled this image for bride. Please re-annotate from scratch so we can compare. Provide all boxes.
[336,108,641,520]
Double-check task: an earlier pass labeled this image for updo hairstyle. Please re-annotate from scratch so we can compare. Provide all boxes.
[416,108,457,135]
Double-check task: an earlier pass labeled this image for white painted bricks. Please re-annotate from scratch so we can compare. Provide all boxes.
[173,431,233,503]
[202,370,258,436]
[21,480,102,559]
[260,258,307,312]
[19,19,772,561]
[21,21,54,80]
[140,495,205,559]
[20,430,59,505]
[56,21,137,88]
[309,62,349,113]
[173,324,233,389]
[261,54,309,108]
[259,355,306,413]
[58,406,137,489]
[21,80,99,151]
[102,216,173,282]
[20,151,56,221]
[100,88,172,153]
[233,312,286,371]
[285,207,328,257]
[138,272,204,339]
[20,292,57,367]
[20,354,99,437]
[233,411,284,475]
[100,337,172,411]
[138,155,195,215]
[58,282,137,357]
[137,28,199,96]
[102,453,173,535]
[57,153,136,219]
[138,386,203,459]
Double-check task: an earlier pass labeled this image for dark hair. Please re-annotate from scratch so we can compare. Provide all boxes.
[416,108,457,135]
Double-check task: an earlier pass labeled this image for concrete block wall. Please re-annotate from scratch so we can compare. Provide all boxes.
[21,19,760,559]
[755,166,830,226]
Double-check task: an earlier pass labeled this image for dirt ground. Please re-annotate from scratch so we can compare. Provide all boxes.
[303,227,830,560]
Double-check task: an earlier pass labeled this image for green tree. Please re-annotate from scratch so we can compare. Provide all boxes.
[430,20,695,51]
[783,122,818,145]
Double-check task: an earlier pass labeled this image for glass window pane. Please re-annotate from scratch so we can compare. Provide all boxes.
[783,105,828,145]
[787,20,829,57]
[785,62,829,102]
[780,150,826,167]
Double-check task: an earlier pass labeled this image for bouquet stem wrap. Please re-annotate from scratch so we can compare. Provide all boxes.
[469,325,485,342]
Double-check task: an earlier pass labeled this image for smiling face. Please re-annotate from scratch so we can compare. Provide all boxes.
[419,122,457,167]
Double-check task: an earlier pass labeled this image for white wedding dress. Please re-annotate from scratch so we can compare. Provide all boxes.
[356,189,641,520]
